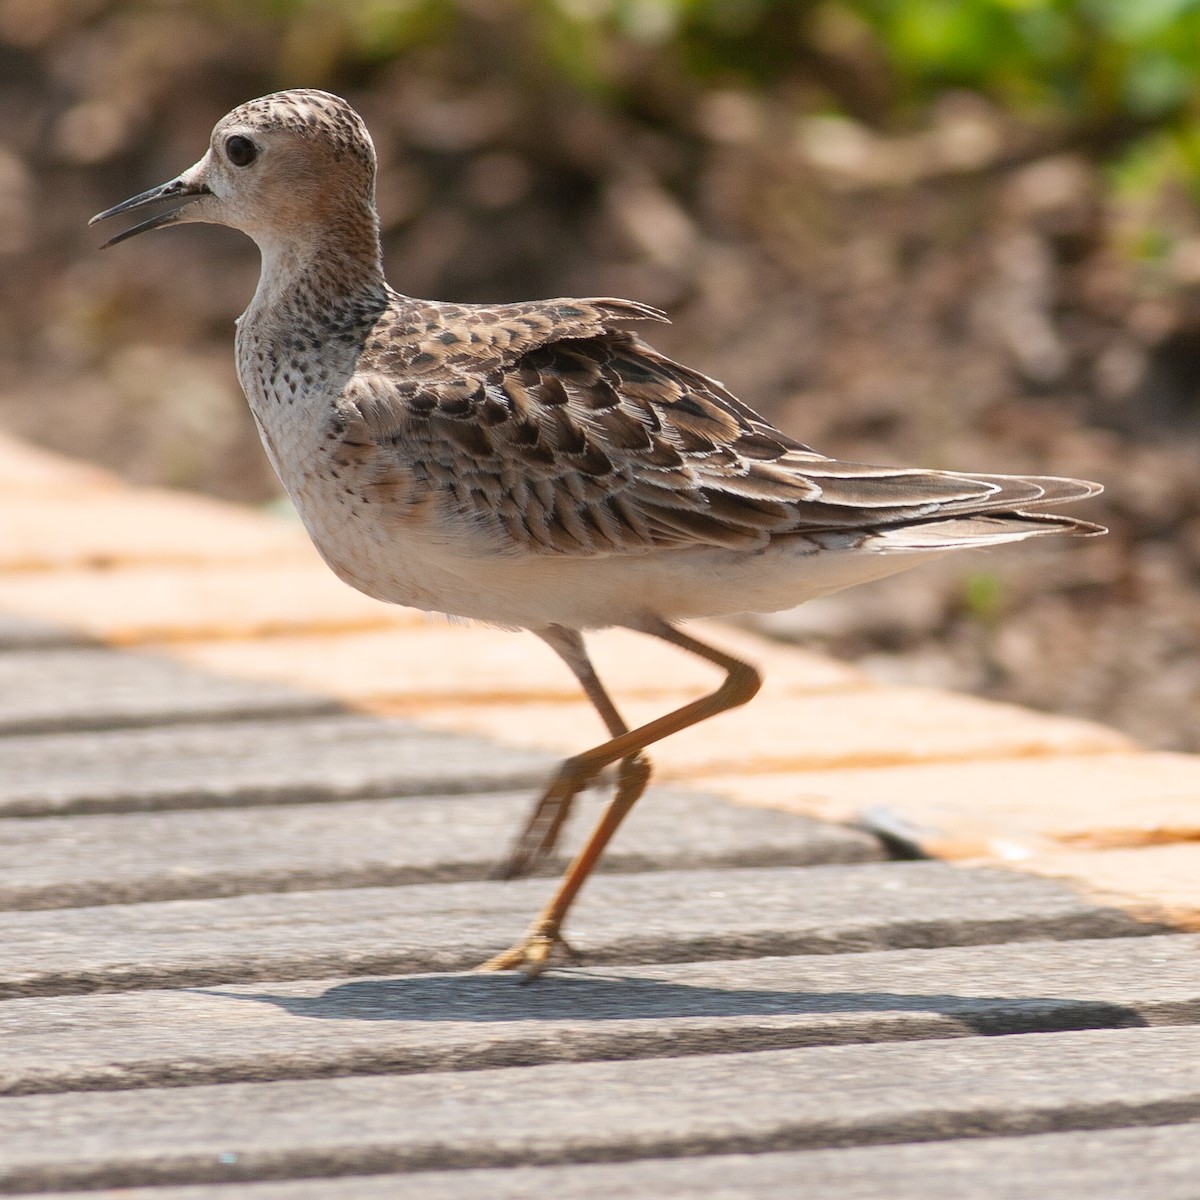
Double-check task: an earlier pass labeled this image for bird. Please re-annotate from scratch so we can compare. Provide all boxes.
[91,89,1104,976]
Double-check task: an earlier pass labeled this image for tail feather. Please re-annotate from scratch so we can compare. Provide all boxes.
[870,511,1106,553]
[963,474,1104,510]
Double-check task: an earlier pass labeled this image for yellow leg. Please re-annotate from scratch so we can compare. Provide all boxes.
[496,625,630,880]
[479,619,762,978]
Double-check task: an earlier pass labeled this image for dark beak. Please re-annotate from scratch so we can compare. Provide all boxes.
[89,176,212,248]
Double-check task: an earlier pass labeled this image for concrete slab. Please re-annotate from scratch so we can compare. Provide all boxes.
[30,1123,1200,1200]
[0,788,881,910]
[0,563,413,644]
[408,687,1131,776]
[0,714,554,817]
[162,622,864,709]
[0,490,310,571]
[0,647,339,735]
[0,935,1192,1096]
[0,863,1154,998]
[2,1026,1199,1192]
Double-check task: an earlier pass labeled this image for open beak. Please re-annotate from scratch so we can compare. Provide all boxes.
[89,174,212,248]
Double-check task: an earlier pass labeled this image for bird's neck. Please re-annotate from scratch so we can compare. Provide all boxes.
[247,213,389,333]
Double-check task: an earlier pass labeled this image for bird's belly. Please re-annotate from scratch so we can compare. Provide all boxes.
[278,462,451,613]
[434,539,948,630]
[289,520,948,632]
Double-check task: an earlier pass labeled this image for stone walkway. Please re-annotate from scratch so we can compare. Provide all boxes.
[1,430,1198,1197]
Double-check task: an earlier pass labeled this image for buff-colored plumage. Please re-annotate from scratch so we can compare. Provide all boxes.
[93,90,1104,975]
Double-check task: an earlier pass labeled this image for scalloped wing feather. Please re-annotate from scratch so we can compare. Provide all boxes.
[337,296,1102,558]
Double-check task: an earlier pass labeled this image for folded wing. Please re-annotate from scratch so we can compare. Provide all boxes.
[339,297,1103,556]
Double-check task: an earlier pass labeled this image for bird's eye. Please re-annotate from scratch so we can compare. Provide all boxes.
[225,135,257,167]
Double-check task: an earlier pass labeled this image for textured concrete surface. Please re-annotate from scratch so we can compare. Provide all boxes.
[32,1124,1198,1200]
[0,788,880,910]
[0,714,553,817]
[0,936,1193,1097]
[0,863,1154,998]
[3,1027,1200,1192]
[3,429,1199,1195]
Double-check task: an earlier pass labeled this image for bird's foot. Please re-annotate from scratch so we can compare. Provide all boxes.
[475,922,580,980]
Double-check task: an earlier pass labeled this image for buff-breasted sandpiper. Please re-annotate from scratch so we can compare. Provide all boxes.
[92,89,1104,976]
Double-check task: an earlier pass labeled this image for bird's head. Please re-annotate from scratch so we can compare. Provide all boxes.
[90,89,379,252]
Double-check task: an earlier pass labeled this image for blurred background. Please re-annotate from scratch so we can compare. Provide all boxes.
[1,0,1199,747]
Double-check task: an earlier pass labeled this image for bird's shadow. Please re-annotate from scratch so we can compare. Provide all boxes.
[192,971,1148,1035]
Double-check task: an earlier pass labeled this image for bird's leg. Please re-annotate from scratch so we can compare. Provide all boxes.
[496,625,632,880]
[479,619,762,977]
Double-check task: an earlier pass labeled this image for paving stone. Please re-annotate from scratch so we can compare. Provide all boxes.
[0,714,554,817]
[706,753,1200,859]
[0,431,116,492]
[0,491,310,571]
[1015,843,1200,930]
[0,787,881,910]
[409,687,1131,777]
[31,1123,1200,1200]
[1,1026,1198,1192]
[4,431,1199,1197]
[162,621,863,710]
[0,647,340,735]
[0,935,1192,1096]
[703,758,1200,928]
[0,563,414,644]
[0,863,1154,998]
[0,614,89,650]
